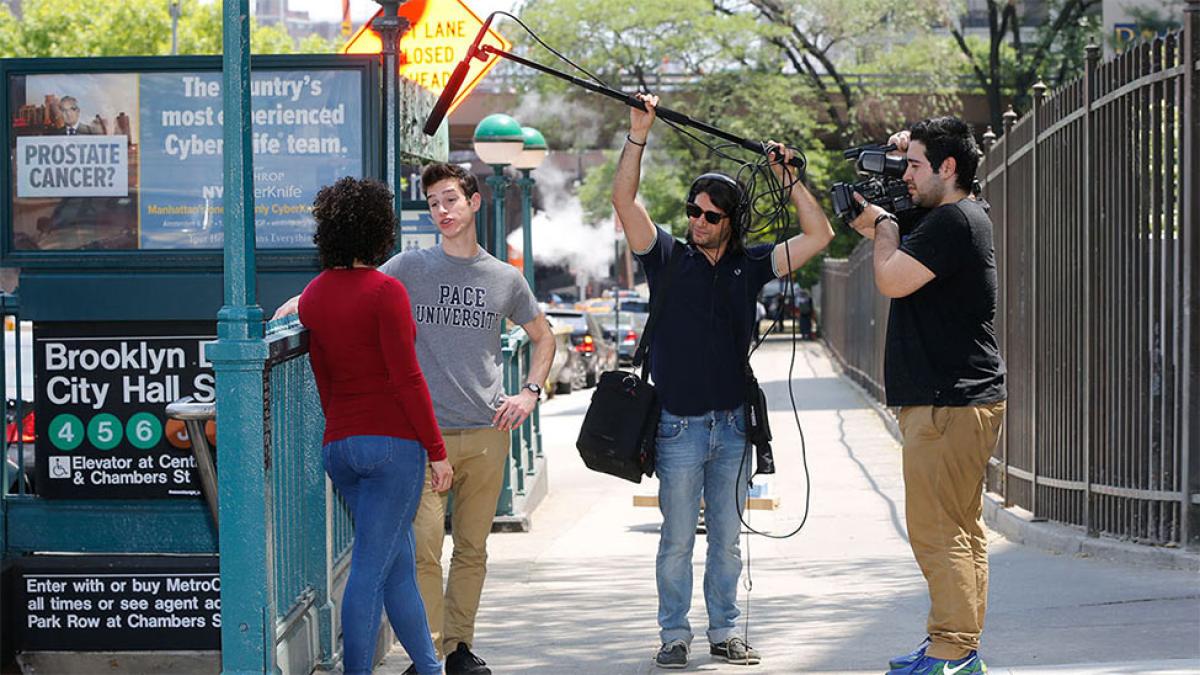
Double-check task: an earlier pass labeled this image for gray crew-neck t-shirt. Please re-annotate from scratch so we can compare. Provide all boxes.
[378,245,540,429]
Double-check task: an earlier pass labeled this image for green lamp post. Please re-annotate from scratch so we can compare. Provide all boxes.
[472,113,524,258]
[512,126,547,293]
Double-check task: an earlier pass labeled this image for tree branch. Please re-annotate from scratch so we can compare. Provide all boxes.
[948,25,991,89]
[1025,0,1100,80]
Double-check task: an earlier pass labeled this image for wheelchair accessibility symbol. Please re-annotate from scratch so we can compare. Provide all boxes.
[49,456,72,480]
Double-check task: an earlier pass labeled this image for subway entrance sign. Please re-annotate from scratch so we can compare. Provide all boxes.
[343,0,509,116]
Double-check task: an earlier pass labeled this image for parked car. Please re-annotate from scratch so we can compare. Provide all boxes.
[759,280,816,338]
[5,400,35,494]
[574,298,614,314]
[543,318,585,396]
[596,311,649,365]
[615,298,650,314]
[545,309,617,388]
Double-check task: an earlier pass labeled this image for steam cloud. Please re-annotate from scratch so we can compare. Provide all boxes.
[507,161,615,285]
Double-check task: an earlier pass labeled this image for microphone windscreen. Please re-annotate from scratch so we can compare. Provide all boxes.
[423,59,470,136]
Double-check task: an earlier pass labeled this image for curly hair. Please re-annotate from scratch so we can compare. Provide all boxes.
[311,176,397,269]
[421,162,479,199]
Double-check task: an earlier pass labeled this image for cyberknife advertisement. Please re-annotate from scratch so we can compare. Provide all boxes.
[7,65,365,252]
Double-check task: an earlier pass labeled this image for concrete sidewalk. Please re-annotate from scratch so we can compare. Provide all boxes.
[379,341,1200,674]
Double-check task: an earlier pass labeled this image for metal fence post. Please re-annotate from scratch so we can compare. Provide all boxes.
[1030,81,1046,518]
[207,1,276,672]
[298,369,336,669]
[495,333,516,517]
[1082,44,1100,537]
[1180,0,1199,547]
[375,0,405,246]
[1001,106,1017,507]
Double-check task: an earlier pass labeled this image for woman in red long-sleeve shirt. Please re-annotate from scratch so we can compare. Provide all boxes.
[299,177,451,675]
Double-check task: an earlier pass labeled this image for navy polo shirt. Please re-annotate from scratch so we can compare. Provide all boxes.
[636,226,778,416]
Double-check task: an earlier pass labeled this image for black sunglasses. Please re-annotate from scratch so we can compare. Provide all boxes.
[685,202,727,225]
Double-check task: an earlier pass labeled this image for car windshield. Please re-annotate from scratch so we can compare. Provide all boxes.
[616,300,649,313]
[596,313,647,331]
[548,313,589,332]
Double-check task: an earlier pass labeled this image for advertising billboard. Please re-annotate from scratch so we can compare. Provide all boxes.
[3,58,375,259]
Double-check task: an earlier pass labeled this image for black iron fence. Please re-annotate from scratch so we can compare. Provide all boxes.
[821,9,1199,548]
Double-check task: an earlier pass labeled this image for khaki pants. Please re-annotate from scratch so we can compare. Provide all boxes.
[899,402,1006,661]
[413,427,510,658]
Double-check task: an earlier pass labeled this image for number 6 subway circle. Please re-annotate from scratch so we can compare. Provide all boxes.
[34,322,216,499]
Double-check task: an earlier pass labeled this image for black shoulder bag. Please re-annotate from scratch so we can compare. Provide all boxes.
[575,246,682,483]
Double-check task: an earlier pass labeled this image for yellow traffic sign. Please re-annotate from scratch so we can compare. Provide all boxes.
[343,0,511,116]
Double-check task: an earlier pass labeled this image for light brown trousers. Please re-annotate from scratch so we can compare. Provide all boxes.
[899,401,1006,661]
[412,427,510,658]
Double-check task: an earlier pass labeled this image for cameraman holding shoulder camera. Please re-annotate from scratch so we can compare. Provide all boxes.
[849,116,1006,675]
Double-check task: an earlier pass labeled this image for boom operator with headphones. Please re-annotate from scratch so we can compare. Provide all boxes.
[426,12,830,659]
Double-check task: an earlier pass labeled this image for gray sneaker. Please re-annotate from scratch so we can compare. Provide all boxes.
[655,640,689,669]
[710,636,761,665]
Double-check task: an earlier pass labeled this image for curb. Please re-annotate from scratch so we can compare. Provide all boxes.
[822,341,1200,573]
[982,494,1200,572]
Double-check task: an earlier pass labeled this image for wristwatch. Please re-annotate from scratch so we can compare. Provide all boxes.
[523,382,543,398]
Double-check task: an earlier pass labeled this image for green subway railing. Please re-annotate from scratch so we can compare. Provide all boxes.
[497,327,546,521]
[263,317,339,670]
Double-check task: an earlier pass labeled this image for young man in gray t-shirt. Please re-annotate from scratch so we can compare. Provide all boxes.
[276,163,554,675]
[389,163,553,674]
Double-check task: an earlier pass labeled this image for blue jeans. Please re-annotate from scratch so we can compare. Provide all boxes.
[655,406,750,646]
[323,436,441,675]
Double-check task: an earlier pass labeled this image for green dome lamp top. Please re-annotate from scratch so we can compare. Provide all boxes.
[513,126,548,171]
[473,113,525,166]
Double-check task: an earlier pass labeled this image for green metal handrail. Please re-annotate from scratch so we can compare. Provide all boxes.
[497,327,545,518]
[262,318,338,670]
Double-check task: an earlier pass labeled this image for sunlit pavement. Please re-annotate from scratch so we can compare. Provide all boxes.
[378,340,1200,674]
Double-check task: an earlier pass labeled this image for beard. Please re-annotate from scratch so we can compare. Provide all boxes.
[910,179,946,207]
[689,225,730,250]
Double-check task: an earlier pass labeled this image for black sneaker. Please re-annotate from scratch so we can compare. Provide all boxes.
[401,665,418,675]
[710,636,761,665]
[445,642,491,675]
[655,640,689,669]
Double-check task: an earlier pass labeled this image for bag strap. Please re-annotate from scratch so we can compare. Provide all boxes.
[732,255,763,375]
[631,241,683,380]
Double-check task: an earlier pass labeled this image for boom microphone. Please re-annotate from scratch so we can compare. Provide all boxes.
[422,13,495,135]
[422,60,470,135]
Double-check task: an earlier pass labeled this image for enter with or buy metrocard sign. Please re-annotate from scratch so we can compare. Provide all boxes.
[343,0,510,117]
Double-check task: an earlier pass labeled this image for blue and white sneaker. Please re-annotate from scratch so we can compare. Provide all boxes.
[886,651,986,675]
[888,637,931,670]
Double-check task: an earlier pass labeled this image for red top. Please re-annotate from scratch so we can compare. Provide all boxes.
[299,269,447,461]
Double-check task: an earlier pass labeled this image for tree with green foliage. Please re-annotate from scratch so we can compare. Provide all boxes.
[516,0,951,286]
[943,0,1103,133]
[0,0,338,58]
[717,0,954,143]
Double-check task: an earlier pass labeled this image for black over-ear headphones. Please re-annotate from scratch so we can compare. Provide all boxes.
[686,172,749,237]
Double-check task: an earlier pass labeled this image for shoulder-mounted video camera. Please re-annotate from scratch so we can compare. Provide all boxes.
[830,143,915,223]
